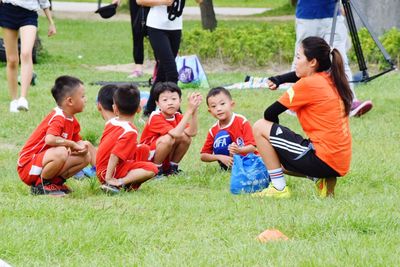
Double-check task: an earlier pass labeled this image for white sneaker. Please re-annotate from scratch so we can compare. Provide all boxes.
[9,99,19,113]
[17,97,29,111]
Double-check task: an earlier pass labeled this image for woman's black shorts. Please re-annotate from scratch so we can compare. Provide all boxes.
[0,3,38,30]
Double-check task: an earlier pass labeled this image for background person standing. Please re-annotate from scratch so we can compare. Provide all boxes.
[0,0,56,113]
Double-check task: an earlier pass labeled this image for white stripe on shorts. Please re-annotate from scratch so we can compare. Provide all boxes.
[270,136,308,155]
[29,165,42,176]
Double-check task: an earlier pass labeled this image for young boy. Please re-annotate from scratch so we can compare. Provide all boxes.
[96,84,151,165]
[200,87,256,170]
[17,76,94,196]
[140,82,202,175]
[96,84,158,193]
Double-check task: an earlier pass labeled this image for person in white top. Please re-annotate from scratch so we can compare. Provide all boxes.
[137,0,185,117]
[0,0,56,112]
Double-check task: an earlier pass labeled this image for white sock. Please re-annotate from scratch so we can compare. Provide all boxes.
[268,168,286,191]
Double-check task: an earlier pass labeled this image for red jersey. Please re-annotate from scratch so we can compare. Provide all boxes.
[96,118,139,176]
[140,111,184,147]
[278,72,352,175]
[201,113,255,154]
[17,107,82,168]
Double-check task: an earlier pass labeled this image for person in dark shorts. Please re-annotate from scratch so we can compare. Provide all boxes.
[253,36,353,198]
[0,0,56,112]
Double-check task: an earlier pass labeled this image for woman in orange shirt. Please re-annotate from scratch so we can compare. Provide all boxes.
[253,36,353,198]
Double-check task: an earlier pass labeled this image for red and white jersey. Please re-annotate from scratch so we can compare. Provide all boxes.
[96,118,139,175]
[17,107,82,167]
[201,113,255,154]
[140,110,184,147]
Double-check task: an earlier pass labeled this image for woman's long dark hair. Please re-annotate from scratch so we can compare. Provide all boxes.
[301,36,353,116]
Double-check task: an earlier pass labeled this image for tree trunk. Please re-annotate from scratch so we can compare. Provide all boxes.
[199,0,217,31]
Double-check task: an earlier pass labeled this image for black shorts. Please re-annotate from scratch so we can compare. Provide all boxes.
[269,123,339,178]
[0,3,38,30]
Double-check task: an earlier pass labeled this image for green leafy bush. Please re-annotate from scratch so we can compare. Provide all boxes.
[143,22,400,68]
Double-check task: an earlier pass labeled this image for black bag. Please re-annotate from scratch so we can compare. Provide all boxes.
[133,6,150,37]
[0,38,38,64]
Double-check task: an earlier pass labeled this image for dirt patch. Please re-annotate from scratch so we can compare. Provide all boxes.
[94,59,290,76]
[52,11,293,23]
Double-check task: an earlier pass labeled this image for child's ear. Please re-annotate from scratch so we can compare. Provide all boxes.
[97,102,102,112]
[66,96,73,106]
[207,107,211,113]
[136,106,142,114]
[112,104,118,116]
[231,100,236,108]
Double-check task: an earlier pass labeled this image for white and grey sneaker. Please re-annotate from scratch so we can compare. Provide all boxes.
[17,97,29,111]
[9,99,19,113]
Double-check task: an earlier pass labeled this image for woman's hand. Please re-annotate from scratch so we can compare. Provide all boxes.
[267,79,278,90]
[48,23,56,37]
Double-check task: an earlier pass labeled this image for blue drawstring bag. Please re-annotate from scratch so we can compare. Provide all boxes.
[230,153,269,194]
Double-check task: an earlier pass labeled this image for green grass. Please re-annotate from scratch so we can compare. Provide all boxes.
[60,0,289,8]
[1,17,400,266]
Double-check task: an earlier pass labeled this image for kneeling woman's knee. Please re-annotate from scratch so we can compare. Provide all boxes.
[253,119,272,136]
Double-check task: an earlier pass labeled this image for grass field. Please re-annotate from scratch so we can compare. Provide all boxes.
[1,17,400,266]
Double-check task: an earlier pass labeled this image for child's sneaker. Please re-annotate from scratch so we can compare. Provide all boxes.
[100,184,120,194]
[169,164,182,175]
[252,184,291,199]
[31,183,66,196]
[82,165,96,178]
[73,170,86,180]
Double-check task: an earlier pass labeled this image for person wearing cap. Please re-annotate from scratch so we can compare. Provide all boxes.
[0,0,56,113]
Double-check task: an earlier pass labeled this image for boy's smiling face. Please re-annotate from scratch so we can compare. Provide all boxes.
[156,90,181,117]
[207,92,234,124]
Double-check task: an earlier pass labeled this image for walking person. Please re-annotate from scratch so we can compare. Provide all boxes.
[0,0,56,112]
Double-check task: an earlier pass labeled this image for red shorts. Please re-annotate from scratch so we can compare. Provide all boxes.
[134,144,151,161]
[17,151,46,186]
[97,160,158,185]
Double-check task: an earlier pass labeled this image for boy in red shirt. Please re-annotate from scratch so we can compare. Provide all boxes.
[96,84,158,194]
[140,82,202,175]
[200,87,256,170]
[17,76,95,196]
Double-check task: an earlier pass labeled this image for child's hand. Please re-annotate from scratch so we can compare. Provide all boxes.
[187,92,202,113]
[218,155,233,168]
[228,142,240,155]
[71,142,87,155]
[267,79,278,90]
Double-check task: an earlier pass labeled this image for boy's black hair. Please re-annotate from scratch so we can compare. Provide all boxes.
[97,84,118,112]
[153,81,182,102]
[143,82,182,116]
[206,87,232,106]
[113,84,141,115]
[51,76,83,106]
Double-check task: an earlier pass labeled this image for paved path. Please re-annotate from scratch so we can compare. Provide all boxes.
[51,1,270,16]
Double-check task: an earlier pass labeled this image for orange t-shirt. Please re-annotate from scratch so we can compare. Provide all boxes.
[278,72,351,176]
